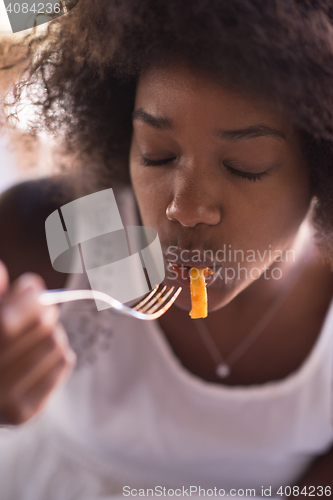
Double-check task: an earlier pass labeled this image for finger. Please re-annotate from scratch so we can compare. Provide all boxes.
[10,273,46,300]
[19,354,76,421]
[0,285,54,338]
[3,355,76,425]
[0,260,9,296]
[9,325,76,399]
[0,308,60,369]
[0,273,46,307]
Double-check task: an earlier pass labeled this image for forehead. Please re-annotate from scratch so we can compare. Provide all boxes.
[135,62,294,137]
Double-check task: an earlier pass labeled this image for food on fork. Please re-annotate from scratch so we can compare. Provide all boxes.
[189,267,213,319]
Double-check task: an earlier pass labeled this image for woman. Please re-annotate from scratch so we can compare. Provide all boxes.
[0,0,333,498]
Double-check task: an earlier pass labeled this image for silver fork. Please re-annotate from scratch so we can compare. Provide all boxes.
[39,285,182,321]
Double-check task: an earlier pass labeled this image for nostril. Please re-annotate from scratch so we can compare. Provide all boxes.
[166,200,198,227]
[166,198,221,227]
[165,204,175,222]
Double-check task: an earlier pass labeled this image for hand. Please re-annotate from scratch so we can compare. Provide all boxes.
[0,260,76,425]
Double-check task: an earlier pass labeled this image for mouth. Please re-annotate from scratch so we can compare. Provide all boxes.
[164,254,222,287]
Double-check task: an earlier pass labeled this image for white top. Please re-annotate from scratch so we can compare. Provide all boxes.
[1,188,333,500]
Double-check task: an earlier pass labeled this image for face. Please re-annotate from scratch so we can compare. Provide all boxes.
[129,62,312,312]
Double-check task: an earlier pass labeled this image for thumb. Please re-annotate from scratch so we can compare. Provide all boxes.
[0,260,9,296]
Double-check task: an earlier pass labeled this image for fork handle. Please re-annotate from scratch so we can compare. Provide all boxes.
[40,287,130,311]
[39,289,127,315]
[39,289,97,306]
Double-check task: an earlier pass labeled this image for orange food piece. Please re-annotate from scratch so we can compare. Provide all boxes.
[189,267,213,319]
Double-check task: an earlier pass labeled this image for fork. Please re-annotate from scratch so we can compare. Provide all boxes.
[39,285,182,321]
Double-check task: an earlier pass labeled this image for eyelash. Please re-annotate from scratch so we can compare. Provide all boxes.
[139,156,269,182]
[223,163,269,182]
[139,156,176,167]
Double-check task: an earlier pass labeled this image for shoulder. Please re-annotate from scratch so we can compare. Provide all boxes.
[0,177,75,288]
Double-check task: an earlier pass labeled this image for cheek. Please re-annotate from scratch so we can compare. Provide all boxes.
[214,173,312,289]
[130,163,171,226]
[269,169,312,240]
[227,192,310,261]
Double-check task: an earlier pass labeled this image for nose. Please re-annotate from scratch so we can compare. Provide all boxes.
[166,168,222,227]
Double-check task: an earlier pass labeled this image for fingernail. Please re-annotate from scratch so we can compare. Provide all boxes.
[16,275,43,295]
[40,305,59,327]
[2,304,21,335]
[52,324,69,349]
[66,348,77,365]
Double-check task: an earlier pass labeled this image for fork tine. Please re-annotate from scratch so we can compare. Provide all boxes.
[148,286,182,317]
[132,284,159,311]
[144,286,176,314]
[137,285,167,313]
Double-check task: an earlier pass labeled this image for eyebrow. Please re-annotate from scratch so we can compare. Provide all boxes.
[132,109,173,130]
[132,108,287,141]
[215,124,286,141]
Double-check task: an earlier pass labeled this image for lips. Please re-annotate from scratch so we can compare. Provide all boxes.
[164,251,222,287]
[164,248,219,266]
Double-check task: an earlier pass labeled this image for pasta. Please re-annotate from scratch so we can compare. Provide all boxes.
[189,267,213,319]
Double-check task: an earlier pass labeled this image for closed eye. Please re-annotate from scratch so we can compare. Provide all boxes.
[140,156,176,167]
[223,162,269,182]
[139,156,270,182]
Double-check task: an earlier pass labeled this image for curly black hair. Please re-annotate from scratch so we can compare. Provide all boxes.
[4,0,333,261]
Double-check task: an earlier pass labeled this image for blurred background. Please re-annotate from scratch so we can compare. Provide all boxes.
[0,26,56,194]
[0,131,55,193]
[0,132,18,192]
